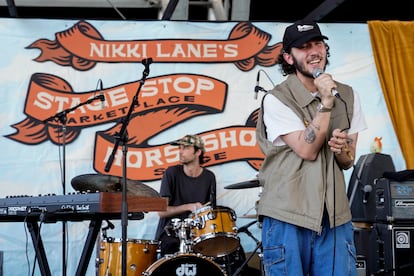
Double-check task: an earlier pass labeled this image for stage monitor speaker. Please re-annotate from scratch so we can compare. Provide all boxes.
[347,153,395,223]
[376,223,414,276]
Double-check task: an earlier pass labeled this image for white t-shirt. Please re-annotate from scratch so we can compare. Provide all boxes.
[263,91,367,145]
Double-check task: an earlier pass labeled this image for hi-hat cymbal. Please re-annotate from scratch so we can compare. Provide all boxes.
[224,179,260,189]
[71,174,160,197]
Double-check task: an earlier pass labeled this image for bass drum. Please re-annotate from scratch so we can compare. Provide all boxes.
[143,253,227,276]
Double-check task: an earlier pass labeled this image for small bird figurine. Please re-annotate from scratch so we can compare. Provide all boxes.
[370,136,383,153]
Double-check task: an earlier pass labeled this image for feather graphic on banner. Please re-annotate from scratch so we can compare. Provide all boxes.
[103,107,207,145]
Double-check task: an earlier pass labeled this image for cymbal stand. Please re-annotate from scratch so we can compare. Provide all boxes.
[44,93,105,276]
[104,58,152,276]
[233,220,264,276]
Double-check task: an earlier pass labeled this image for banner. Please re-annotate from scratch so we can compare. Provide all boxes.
[0,18,405,275]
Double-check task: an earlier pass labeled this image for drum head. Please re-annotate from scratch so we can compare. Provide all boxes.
[193,235,240,257]
[145,253,225,276]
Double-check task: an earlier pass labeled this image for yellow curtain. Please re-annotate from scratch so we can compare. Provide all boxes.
[368,20,414,169]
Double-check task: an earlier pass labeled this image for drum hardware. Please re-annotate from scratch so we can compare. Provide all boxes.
[234,220,265,276]
[213,246,249,276]
[101,220,115,239]
[96,220,116,272]
[95,221,115,273]
[170,218,194,254]
[237,220,257,234]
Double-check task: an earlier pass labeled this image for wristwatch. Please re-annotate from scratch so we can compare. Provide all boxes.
[317,102,332,112]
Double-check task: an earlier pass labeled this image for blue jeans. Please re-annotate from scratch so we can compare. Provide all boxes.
[261,215,357,276]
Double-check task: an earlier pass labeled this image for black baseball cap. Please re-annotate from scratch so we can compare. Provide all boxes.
[282,21,328,52]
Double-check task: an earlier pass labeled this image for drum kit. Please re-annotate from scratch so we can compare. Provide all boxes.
[71,174,263,276]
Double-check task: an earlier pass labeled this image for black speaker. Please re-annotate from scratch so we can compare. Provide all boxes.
[347,153,395,222]
[356,257,366,276]
[375,223,414,275]
[354,225,378,276]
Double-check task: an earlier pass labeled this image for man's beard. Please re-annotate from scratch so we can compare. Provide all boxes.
[292,55,327,79]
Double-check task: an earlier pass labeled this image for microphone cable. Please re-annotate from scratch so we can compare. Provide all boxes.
[331,157,337,276]
[258,69,276,87]
[339,96,351,133]
[331,95,353,276]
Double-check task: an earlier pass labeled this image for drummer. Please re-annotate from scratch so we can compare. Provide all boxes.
[154,134,217,257]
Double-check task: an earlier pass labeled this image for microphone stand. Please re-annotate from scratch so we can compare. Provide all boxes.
[104,58,152,276]
[43,94,104,276]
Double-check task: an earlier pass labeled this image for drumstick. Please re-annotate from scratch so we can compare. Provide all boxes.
[203,190,231,207]
[199,191,232,209]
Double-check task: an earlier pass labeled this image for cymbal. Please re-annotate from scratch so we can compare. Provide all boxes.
[224,179,260,189]
[71,173,160,197]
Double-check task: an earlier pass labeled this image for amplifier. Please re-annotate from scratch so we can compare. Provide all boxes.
[347,153,395,223]
[376,224,414,276]
[375,178,414,223]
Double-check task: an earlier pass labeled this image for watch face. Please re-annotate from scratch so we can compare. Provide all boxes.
[317,102,331,112]
[317,103,323,111]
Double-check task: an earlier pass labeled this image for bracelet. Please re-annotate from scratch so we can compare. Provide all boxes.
[317,102,332,112]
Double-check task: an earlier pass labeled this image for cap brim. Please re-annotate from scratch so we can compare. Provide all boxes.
[290,35,328,49]
[171,141,182,146]
[171,141,191,146]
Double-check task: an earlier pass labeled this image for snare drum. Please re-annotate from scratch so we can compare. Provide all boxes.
[143,253,226,276]
[190,206,239,257]
[98,238,159,276]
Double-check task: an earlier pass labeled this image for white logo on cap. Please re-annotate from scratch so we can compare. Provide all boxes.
[297,25,314,32]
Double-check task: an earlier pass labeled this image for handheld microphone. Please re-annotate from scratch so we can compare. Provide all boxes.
[254,70,260,100]
[312,68,340,98]
[362,184,373,204]
[99,79,105,109]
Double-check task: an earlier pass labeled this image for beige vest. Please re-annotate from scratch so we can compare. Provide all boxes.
[256,74,354,232]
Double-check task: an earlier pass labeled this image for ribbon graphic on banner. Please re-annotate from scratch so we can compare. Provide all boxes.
[27,21,281,71]
[7,72,227,145]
